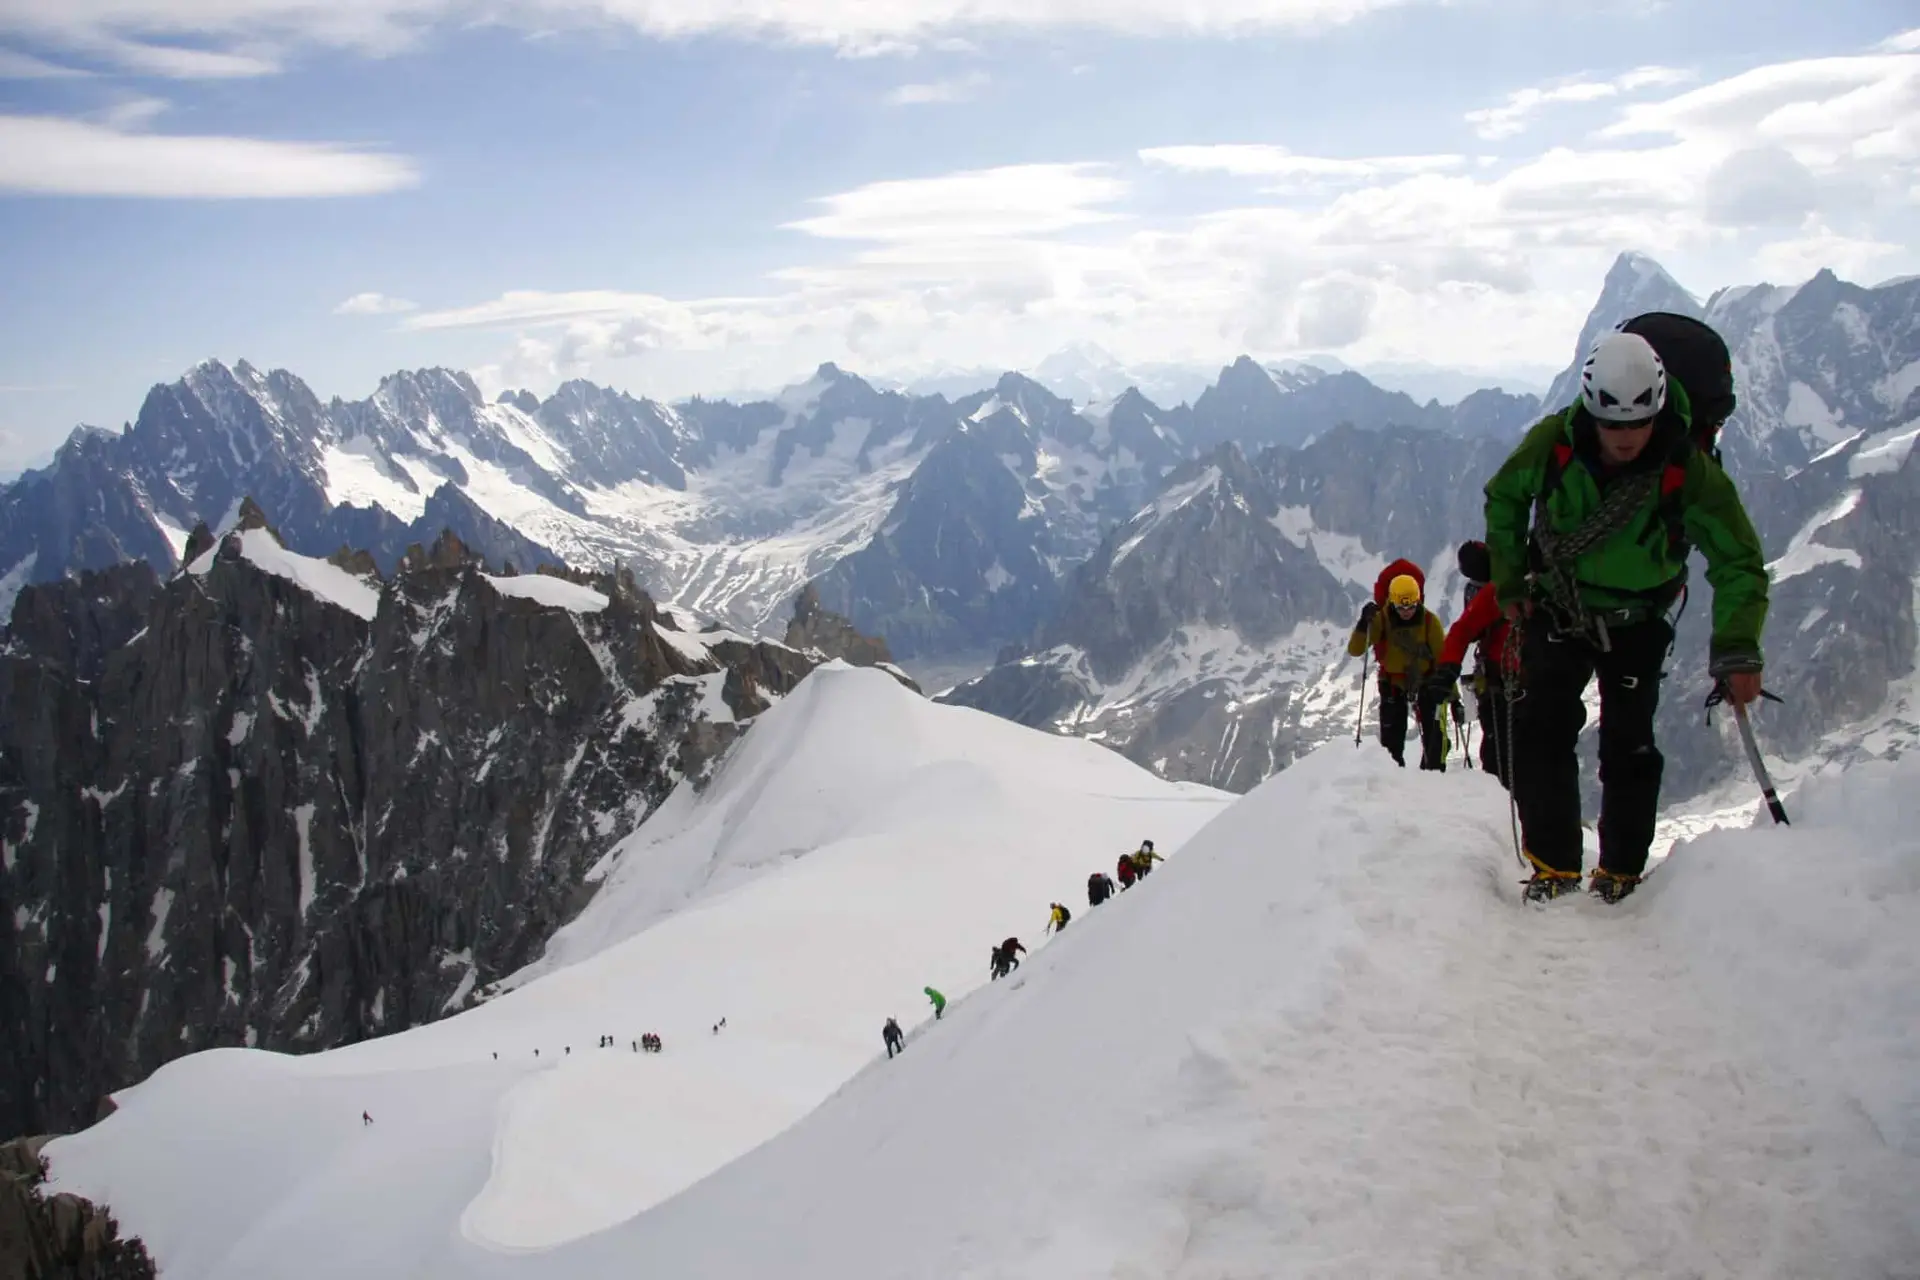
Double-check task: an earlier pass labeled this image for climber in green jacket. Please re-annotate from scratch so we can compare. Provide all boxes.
[1485,330,1768,904]
[924,986,946,1020]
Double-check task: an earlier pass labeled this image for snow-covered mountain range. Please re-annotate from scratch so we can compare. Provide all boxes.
[0,349,1536,655]
[1,253,1915,804]
[948,256,1920,799]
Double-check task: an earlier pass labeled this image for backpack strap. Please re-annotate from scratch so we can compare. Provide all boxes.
[1651,430,1696,560]
[1531,441,1575,560]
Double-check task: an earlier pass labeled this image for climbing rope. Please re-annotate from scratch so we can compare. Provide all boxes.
[1500,614,1526,868]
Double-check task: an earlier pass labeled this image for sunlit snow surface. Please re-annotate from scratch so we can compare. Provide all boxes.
[44,669,1920,1278]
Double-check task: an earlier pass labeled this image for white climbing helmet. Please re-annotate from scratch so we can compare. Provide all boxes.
[1581,331,1667,424]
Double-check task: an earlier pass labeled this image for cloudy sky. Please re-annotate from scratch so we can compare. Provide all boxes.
[0,0,1915,469]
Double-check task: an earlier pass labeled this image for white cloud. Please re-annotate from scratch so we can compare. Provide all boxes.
[0,46,90,77]
[781,163,1129,241]
[1702,145,1821,227]
[1465,65,1694,139]
[0,114,419,197]
[1600,53,1919,165]
[1752,221,1904,283]
[885,70,989,105]
[335,292,419,315]
[83,33,280,77]
[1139,144,1465,187]
[1878,28,1920,53]
[0,0,1438,68]
[413,37,1920,398]
[97,96,169,130]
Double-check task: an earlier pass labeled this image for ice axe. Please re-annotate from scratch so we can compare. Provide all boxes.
[1706,681,1789,825]
[1354,648,1370,747]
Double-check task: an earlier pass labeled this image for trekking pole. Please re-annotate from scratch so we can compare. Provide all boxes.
[1451,698,1472,768]
[1710,682,1790,825]
[1356,649,1372,746]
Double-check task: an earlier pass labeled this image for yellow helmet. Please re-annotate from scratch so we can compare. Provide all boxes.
[1387,574,1421,608]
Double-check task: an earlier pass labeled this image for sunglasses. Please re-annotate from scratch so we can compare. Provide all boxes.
[1596,416,1657,433]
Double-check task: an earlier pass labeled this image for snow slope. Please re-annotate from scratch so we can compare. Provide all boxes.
[48,721,1920,1277]
[479,572,609,613]
[44,664,1231,1275]
[486,747,1909,1280]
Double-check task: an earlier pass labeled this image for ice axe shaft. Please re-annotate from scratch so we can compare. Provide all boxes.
[1728,688,1790,825]
[1354,648,1370,748]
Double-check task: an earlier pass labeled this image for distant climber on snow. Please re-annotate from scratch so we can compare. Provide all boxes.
[1484,320,1766,904]
[1116,853,1137,890]
[1130,839,1163,879]
[1349,561,1449,770]
[925,986,947,1020]
[1046,902,1071,935]
[883,1017,905,1059]
[990,936,1027,979]
[1087,870,1117,906]
[990,943,1013,979]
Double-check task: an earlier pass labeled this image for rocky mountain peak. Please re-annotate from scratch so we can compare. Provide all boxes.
[1543,252,1705,412]
[399,526,480,573]
[785,582,911,681]
[56,424,119,462]
[1215,354,1279,396]
[233,495,275,534]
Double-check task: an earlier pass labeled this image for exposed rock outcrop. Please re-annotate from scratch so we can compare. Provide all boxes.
[0,1137,155,1279]
[0,504,887,1139]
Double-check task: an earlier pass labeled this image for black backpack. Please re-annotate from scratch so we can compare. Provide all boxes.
[1618,311,1736,461]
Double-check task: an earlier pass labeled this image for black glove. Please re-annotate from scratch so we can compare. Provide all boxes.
[1357,601,1379,630]
[1426,663,1461,697]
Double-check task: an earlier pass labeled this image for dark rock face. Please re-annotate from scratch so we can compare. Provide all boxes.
[785,584,909,681]
[0,509,871,1140]
[1043,443,1349,682]
[0,1136,156,1279]
[809,415,1065,659]
[942,442,1355,790]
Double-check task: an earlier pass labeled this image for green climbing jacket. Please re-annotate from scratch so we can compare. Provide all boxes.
[1483,386,1768,669]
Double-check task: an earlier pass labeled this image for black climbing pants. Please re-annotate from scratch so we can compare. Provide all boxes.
[1511,617,1670,878]
[1473,677,1512,789]
[1378,678,1446,771]
[886,1037,902,1059]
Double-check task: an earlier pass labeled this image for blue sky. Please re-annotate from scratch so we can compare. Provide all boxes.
[1,0,1917,470]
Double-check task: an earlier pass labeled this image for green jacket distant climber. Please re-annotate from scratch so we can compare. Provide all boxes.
[924,986,946,1020]
[1485,327,1768,904]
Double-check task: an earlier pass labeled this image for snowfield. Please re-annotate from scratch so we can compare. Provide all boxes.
[43,668,1920,1278]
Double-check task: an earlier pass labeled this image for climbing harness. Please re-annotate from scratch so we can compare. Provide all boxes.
[1528,464,1663,654]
